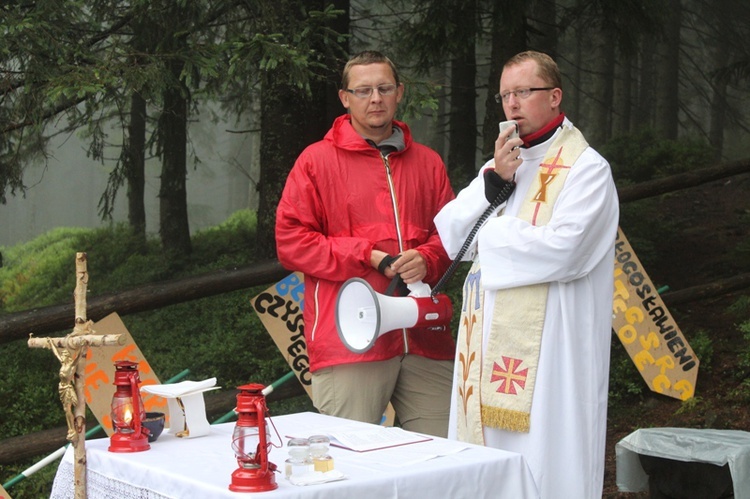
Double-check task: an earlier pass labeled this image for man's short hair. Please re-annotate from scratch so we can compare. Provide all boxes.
[341,51,400,90]
[504,51,562,90]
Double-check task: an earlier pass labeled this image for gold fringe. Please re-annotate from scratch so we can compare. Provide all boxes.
[481,405,530,433]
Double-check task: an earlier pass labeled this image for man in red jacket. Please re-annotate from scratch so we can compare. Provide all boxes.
[275,51,456,437]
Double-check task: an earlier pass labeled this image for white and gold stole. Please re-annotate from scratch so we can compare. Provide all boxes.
[456,125,588,444]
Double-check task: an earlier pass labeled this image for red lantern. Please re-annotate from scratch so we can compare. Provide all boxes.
[108,360,150,452]
[229,384,278,492]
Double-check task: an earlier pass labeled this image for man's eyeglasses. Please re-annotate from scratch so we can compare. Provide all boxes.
[345,84,399,99]
[495,87,554,104]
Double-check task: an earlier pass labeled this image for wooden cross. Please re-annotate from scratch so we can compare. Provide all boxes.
[28,253,123,499]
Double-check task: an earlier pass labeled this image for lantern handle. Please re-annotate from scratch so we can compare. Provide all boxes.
[264,408,283,450]
[129,372,146,438]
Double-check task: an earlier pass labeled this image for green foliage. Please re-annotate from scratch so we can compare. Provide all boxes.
[0,210,260,315]
[124,287,288,391]
[674,395,705,416]
[0,210,278,430]
[736,302,750,375]
[396,78,442,123]
[714,296,750,404]
[726,296,750,378]
[222,3,347,113]
[600,127,715,185]
[687,329,714,373]
[440,262,472,340]
[601,129,712,273]
[0,209,305,496]
[392,0,479,73]
[617,199,663,267]
[731,209,750,262]
[608,339,646,405]
[0,341,65,439]
[0,227,95,312]
[0,224,165,312]
[728,294,750,316]
[1,457,59,499]
[728,379,750,406]
[0,0,350,219]
[190,210,258,269]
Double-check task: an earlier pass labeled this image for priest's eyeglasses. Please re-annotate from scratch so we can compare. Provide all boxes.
[345,84,399,99]
[495,87,554,104]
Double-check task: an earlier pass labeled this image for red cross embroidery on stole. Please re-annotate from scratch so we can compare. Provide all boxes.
[491,356,528,395]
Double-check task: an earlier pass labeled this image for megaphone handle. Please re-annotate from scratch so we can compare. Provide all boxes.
[378,254,400,274]
[385,274,409,297]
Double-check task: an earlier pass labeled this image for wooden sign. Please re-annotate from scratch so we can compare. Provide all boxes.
[252,273,396,425]
[85,312,166,435]
[613,228,699,400]
[251,272,312,398]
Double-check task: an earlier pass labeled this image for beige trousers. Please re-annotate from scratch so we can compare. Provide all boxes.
[311,354,454,438]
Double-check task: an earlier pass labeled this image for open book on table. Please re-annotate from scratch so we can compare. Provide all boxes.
[290,424,432,453]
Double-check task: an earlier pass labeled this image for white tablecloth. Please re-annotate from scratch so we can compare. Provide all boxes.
[51,411,539,498]
[616,427,750,499]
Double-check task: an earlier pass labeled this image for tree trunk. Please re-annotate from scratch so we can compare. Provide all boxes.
[708,47,729,161]
[126,91,147,241]
[528,0,557,55]
[588,28,615,147]
[636,34,657,127]
[256,80,326,259]
[482,0,526,157]
[324,0,350,128]
[255,1,342,259]
[569,1,583,127]
[654,0,681,140]
[448,53,477,187]
[613,51,634,135]
[158,58,192,256]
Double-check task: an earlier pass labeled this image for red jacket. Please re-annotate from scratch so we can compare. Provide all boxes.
[275,115,456,371]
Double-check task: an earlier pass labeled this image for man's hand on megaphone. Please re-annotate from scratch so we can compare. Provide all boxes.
[372,249,426,284]
[372,249,398,279]
[390,249,426,284]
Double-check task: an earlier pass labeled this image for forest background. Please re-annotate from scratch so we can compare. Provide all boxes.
[1,0,750,497]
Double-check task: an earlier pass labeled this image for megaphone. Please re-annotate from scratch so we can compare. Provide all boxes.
[335,277,453,354]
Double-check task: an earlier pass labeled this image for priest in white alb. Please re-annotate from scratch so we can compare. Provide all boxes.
[434,51,619,498]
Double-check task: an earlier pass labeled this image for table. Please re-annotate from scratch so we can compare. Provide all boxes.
[50,411,538,498]
[616,427,750,499]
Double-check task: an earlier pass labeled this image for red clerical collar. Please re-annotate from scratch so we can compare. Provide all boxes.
[521,113,565,148]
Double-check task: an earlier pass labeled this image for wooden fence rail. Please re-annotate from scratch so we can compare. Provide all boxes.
[0,260,288,345]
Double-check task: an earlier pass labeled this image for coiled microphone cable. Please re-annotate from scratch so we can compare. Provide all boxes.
[430,178,515,299]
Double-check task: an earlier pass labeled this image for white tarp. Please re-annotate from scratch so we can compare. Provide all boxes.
[616,427,750,499]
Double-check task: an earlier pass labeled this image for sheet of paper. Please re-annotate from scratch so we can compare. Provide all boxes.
[291,425,432,452]
[141,378,218,398]
[344,439,470,468]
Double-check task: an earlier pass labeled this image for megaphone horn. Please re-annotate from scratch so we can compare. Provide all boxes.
[335,278,453,354]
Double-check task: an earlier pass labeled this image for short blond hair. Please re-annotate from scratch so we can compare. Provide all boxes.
[504,51,562,90]
[341,51,400,90]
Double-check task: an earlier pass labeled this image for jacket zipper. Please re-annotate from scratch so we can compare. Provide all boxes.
[310,280,320,342]
[381,152,409,355]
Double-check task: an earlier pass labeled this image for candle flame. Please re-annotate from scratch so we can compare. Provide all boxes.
[124,408,133,425]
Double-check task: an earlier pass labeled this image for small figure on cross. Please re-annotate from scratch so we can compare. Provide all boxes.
[49,339,81,442]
